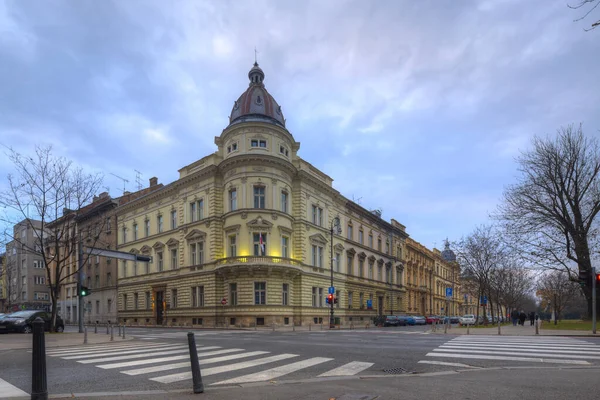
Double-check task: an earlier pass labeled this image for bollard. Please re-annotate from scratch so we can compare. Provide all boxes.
[467,324,470,335]
[444,321,448,334]
[187,332,204,393]
[94,322,98,334]
[535,320,539,335]
[122,324,126,339]
[106,324,109,335]
[31,317,47,400]
[118,324,122,336]
[498,320,501,335]
[84,326,88,344]
[110,325,114,341]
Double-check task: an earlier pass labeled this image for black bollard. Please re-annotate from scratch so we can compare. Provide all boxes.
[187,332,204,393]
[106,324,109,335]
[118,324,122,336]
[31,317,47,400]
[110,325,114,341]
[122,324,126,339]
[94,322,97,334]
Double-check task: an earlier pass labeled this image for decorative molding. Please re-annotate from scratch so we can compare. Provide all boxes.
[241,177,247,183]
[185,229,207,241]
[246,216,273,232]
[278,226,293,235]
[152,241,165,249]
[309,233,328,245]
[205,220,211,228]
[140,245,152,254]
[271,178,277,185]
[165,238,179,247]
[224,224,241,234]
[333,243,345,252]
[241,212,248,220]
[271,213,278,220]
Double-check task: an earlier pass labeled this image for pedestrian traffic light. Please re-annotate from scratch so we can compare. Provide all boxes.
[578,269,589,287]
[79,286,91,297]
[334,296,338,304]
[326,294,333,304]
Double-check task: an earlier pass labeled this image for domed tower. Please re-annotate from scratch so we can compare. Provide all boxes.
[441,239,456,262]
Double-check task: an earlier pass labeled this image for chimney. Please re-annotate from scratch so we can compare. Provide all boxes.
[149,177,158,187]
[93,195,98,202]
[99,192,109,199]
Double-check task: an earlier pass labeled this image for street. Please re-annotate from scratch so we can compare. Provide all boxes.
[1,325,600,398]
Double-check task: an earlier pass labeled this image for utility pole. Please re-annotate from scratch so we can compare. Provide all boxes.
[593,267,596,335]
[78,236,84,333]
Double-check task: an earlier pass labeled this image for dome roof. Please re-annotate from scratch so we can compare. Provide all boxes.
[441,239,456,262]
[228,62,285,128]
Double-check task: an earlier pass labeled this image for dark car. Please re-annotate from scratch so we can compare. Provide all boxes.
[396,315,408,326]
[0,310,64,333]
[384,315,399,327]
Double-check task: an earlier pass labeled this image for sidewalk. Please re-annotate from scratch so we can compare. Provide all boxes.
[431,323,599,336]
[0,331,132,350]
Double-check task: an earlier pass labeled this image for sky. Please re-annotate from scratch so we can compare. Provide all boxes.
[1,0,599,251]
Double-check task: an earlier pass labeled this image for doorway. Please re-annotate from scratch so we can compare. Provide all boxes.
[156,291,164,325]
[378,296,383,316]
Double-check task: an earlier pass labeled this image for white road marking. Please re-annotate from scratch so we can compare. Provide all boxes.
[425,352,590,365]
[47,343,178,356]
[95,347,226,369]
[76,348,195,364]
[61,345,185,359]
[211,357,334,385]
[432,348,600,360]
[440,345,600,354]
[44,342,156,353]
[0,378,28,398]
[318,361,373,376]
[418,360,480,368]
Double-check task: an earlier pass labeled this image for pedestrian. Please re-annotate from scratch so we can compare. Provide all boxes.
[510,310,519,326]
[519,311,526,326]
[529,311,535,326]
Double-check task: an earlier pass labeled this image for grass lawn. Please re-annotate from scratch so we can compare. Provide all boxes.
[539,320,595,331]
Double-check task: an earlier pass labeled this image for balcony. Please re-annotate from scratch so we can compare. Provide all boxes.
[216,256,303,267]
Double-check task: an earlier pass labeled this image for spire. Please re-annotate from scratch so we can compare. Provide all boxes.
[248,59,265,86]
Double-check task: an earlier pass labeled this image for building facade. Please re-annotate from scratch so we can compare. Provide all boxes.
[0,253,6,311]
[116,63,409,327]
[4,219,49,312]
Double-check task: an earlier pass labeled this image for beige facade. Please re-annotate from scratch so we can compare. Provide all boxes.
[115,63,409,327]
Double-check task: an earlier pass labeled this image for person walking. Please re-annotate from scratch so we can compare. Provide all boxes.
[519,311,527,326]
[511,310,519,326]
[529,311,535,326]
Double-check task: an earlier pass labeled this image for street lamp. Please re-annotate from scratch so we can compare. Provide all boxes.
[330,216,341,328]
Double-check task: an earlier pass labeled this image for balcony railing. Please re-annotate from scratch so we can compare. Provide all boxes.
[216,256,303,267]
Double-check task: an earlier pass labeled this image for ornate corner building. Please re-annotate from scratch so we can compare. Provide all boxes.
[115,63,410,328]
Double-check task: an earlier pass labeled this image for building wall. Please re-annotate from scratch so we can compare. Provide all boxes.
[116,120,407,327]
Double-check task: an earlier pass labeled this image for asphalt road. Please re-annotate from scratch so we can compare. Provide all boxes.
[2,325,600,398]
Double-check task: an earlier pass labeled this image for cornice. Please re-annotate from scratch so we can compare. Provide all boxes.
[220,153,297,176]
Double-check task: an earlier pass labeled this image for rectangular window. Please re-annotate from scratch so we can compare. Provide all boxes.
[359,259,364,277]
[134,293,139,310]
[282,283,289,306]
[190,200,204,222]
[122,226,127,243]
[312,287,317,307]
[157,215,163,233]
[347,225,353,240]
[335,252,341,272]
[171,249,177,269]
[229,189,237,211]
[251,139,267,148]
[311,205,323,226]
[171,289,178,308]
[281,236,289,258]
[229,235,237,257]
[360,292,364,309]
[95,274,99,288]
[253,186,265,209]
[171,210,177,229]
[230,283,238,306]
[145,261,150,274]
[378,238,382,252]
[253,233,267,256]
[191,286,204,307]
[133,224,138,240]
[198,199,204,220]
[368,262,374,280]
[108,299,112,312]
[378,265,383,281]
[122,260,127,278]
[107,272,112,286]
[145,291,151,310]
[190,242,204,265]
[281,192,288,213]
[369,234,373,248]
[123,294,128,311]
[34,276,45,285]
[385,240,390,254]
[319,288,324,307]
[157,252,163,272]
[358,230,364,244]
[254,282,266,305]
[96,300,100,314]
[145,219,150,237]
[348,291,353,308]
[106,217,111,232]
[311,245,323,267]
[347,255,353,275]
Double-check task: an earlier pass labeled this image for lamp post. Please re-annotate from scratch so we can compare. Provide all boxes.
[330,216,341,328]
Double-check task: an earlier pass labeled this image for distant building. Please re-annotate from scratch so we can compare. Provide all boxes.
[0,252,6,311]
[4,219,49,312]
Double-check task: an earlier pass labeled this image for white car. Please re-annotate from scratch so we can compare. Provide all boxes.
[460,314,476,325]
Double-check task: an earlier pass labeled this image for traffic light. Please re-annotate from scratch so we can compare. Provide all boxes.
[334,296,338,304]
[596,273,600,284]
[326,294,333,304]
[579,269,590,287]
[79,286,91,297]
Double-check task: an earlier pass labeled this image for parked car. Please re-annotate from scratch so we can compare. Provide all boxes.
[0,313,6,319]
[425,316,440,324]
[459,314,476,325]
[396,315,408,326]
[384,316,399,327]
[449,316,460,324]
[411,316,426,325]
[0,310,64,333]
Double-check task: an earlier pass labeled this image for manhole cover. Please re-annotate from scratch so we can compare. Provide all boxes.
[382,367,408,374]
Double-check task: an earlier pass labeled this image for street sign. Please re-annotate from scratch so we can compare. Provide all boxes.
[221,298,227,305]
[366,299,372,309]
[446,287,453,298]
[328,286,335,294]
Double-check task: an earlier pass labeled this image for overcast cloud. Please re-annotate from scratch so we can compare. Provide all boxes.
[1,0,599,250]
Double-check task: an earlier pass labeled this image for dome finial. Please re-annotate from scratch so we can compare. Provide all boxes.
[254,46,259,65]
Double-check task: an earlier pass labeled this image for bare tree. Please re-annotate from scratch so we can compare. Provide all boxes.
[491,257,534,317]
[0,145,103,330]
[455,225,506,324]
[494,124,600,316]
[0,253,22,311]
[536,270,580,324]
[569,0,600,31]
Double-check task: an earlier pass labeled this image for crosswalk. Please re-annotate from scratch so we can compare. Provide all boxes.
[128,331,248,340]
[420,336,600,367]
[42,341,374,385]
